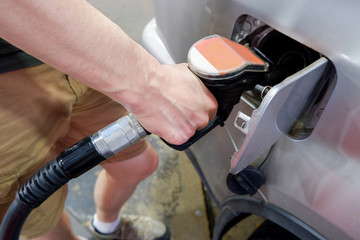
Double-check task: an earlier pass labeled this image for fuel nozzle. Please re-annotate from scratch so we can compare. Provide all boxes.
[166,35,269,150]
[188,35,269,122]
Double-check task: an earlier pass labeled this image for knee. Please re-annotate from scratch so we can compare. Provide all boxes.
[103,145,159,182]
[134,146,159,178]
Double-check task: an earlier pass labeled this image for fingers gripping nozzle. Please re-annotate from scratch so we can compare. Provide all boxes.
[166,35,269,150]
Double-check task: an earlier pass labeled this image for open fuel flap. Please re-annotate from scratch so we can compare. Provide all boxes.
[231,57,330,173]
[228,15,336,174]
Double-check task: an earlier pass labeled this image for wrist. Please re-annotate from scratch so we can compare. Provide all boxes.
[102,43,163,112]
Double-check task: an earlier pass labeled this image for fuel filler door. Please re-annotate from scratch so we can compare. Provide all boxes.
[230,57,330,174]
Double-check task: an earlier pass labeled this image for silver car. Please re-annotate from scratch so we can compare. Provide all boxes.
[142,1,360,239]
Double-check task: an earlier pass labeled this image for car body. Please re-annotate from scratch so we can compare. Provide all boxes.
[142,1,360,239]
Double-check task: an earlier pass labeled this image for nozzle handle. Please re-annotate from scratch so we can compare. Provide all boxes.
[161,35,268,151]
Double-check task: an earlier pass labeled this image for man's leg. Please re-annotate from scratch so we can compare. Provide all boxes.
[94,144,158,223]
[90,143,170,240]
[60,76,169,239]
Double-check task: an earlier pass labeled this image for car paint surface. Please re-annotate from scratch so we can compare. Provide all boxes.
[143,1,360,239]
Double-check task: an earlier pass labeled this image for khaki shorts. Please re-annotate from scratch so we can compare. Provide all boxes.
[0,64,148,238]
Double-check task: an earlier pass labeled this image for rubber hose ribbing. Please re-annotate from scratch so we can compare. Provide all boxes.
[17,158,70,208]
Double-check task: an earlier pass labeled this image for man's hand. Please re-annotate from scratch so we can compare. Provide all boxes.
[108,63,218,145]
[135,63,217,145]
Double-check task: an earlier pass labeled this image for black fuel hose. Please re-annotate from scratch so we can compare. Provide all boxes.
[0,114,146,240]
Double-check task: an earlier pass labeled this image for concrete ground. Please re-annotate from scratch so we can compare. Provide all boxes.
[66,1,263,239]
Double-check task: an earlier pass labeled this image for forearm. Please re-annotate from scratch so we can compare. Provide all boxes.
[0,0,158,106]
[0,0,217,144]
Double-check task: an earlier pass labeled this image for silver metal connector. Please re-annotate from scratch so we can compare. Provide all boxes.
[91,114,147,159]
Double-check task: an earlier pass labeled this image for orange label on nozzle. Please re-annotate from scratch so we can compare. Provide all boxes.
[221,37,265,65]
[192,35,265,76]
[194,37,246,74]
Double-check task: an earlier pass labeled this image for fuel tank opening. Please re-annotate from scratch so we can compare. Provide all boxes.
[231,15,337,140]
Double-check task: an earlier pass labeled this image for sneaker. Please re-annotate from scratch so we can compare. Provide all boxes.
[89,215,170,240]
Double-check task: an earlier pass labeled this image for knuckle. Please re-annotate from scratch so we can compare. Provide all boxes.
[192,111,210,129]
[167,127,194,145]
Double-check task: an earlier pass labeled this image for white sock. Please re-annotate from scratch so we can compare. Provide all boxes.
[92,214,121,234]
